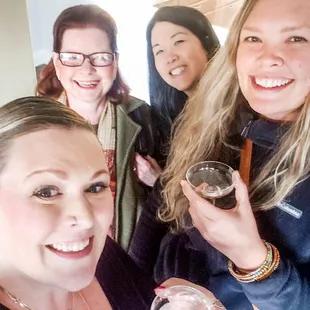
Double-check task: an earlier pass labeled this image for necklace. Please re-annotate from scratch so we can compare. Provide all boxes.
[0,285,75,310]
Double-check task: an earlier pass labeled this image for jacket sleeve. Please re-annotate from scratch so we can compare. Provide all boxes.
[128,179,169,275]
[241,257,310,309]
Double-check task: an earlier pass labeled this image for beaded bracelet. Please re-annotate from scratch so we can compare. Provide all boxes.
[228,240,280,283]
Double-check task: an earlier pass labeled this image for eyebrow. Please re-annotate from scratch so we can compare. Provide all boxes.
[25,169,68,180]
[25,168,109,180]
[152,31,188,49]
[241,26,310,33]
[91,169,109,179]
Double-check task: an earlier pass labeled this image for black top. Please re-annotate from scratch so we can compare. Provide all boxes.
[129,119,310,310]
[0,237,156,310]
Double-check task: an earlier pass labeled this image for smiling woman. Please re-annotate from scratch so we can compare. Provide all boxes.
[0,96,156,310]
[133,0,310,309]
[36,5,156,252]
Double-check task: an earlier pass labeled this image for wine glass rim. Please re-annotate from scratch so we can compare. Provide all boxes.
[185,161,234,190]
[151,284,214,309]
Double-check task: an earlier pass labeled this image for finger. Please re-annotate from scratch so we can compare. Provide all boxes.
[181,180,222,220]
[160,278,216,299]
[233,171,251,209]
[145,155,163,172]
[135,153,151,168]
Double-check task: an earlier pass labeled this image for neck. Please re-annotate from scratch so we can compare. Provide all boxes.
[67,95,107,125]
[184,83,197,97]
[0,271,72,310]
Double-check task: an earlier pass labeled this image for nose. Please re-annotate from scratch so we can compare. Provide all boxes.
[166,51,178,64]
[258,45,284,68]
[79,57,96,73]
[65,195,94,230]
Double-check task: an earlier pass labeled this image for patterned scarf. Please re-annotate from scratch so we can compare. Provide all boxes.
[57,92,117,224]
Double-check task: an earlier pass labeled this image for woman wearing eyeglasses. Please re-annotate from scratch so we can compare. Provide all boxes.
[36,4,155,252]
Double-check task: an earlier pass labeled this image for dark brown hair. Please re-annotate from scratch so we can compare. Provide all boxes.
[36,5,129,103]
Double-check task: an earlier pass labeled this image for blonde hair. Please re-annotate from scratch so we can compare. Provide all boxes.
[161,0,310,231]
[0,96,94,172]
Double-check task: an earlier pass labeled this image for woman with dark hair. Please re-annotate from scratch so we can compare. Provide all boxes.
[135,6,220,181]
[37,4,155,252]
[130,5,220,274]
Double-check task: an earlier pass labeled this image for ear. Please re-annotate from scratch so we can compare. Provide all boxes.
[52,52,61,80]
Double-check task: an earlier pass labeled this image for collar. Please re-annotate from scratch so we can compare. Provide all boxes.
[242,118,290,149]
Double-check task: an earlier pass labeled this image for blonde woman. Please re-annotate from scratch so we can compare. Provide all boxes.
[131,0,310,309]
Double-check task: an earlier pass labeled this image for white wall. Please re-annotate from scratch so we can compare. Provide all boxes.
[0,0,36,106]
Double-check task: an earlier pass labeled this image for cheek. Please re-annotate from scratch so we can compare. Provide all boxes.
[154,58,166,77]
[58,68,76,85]
[0,197,57,252]
[93,194,114,228]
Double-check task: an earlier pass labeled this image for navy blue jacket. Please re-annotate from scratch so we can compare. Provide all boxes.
[129,119,310,310]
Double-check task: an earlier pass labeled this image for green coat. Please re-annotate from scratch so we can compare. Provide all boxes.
[97,96,152,251]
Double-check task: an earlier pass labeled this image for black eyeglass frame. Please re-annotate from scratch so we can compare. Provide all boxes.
[58,52,116,67]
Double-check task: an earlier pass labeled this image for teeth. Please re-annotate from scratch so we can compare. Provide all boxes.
[255,78,292,88]
[77,81,98,87]
[170,66,185,76]
[51,239,90,252]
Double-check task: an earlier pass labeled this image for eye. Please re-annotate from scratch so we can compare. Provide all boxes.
[33,186,60,199]
[244,36,261,43]
[155,49,163,56]
[288,36,308,43]
[174,40,185,46]
[85,182,108,194]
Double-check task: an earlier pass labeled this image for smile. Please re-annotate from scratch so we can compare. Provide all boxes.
[50,239,90,252]
[75,80,99,88]
[46,237,94,259]
[254,77,293,89]
[170,66,185,76]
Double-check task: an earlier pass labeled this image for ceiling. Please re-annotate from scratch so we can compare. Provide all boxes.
[153,0,245,29]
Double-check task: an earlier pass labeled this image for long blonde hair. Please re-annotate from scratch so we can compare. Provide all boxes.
[161,0,310,231]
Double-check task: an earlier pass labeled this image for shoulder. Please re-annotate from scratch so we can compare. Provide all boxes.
[117,96,150,115]
[95,237,156,309]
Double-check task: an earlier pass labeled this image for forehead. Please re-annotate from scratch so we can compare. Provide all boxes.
[151,22,192,43]
[61,27,111,52]
[243,0,310,29]
[3,128,106,175]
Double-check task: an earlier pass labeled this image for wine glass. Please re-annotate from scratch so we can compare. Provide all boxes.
[186,161,235,210]
[150,285,219,310]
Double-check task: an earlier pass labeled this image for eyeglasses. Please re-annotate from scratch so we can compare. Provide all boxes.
[58,52,115,67]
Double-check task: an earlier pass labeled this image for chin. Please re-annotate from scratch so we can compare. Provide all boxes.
[56,268,96,292]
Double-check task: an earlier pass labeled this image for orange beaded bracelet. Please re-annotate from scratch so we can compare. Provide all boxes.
[228,240,280,283]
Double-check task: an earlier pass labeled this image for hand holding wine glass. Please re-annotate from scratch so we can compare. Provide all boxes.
[181,169,267,271]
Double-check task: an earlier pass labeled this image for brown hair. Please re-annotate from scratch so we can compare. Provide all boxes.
[36,4,129,103]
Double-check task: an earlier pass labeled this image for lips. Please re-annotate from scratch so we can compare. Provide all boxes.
[46,236,94,260]
[170,66,185,76]
[75,80,100,89]
[251,76,294,90]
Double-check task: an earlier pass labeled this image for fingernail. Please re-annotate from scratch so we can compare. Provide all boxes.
[154,285,166,291]
[180,180,185,186]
